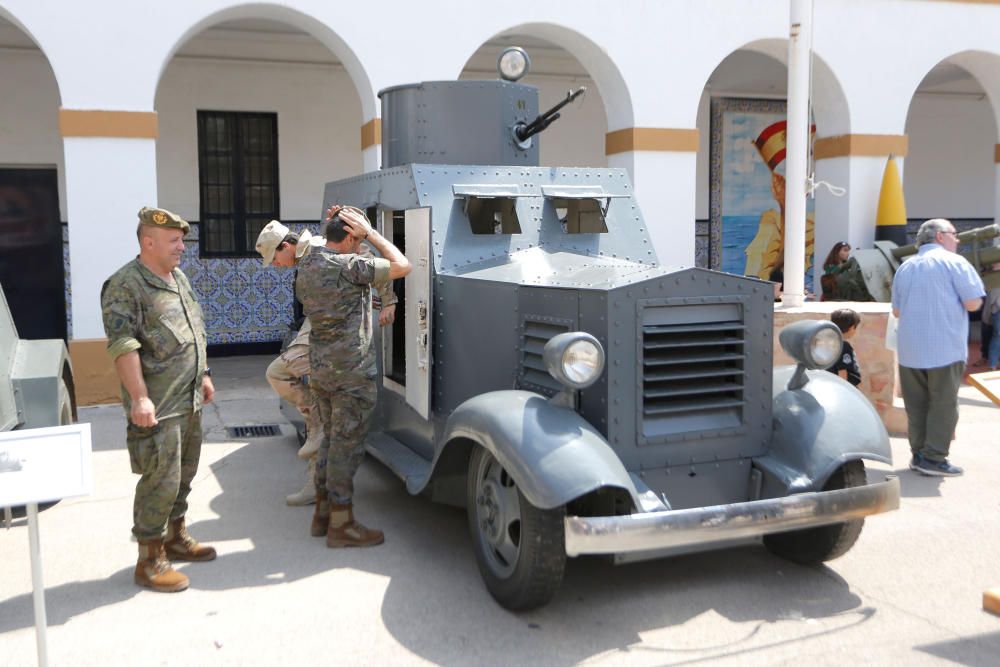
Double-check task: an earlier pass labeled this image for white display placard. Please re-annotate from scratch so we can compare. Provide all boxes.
[0,423,92,506]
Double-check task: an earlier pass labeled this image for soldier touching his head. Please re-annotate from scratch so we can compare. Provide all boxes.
[101,207,216,593]
[297,205,411,547]
[255,220,397,507]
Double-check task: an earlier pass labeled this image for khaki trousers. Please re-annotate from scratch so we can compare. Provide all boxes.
[898,361,965,462]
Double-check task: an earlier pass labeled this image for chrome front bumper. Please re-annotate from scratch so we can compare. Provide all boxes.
[564,476,900,557]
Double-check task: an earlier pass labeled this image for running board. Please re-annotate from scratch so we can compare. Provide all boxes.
[366,432,431,489]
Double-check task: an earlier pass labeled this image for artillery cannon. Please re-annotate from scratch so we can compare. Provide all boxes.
[830,223,1000,301]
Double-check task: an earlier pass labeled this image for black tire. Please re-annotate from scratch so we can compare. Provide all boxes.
[466,447,566,611]
[763,459,868,564]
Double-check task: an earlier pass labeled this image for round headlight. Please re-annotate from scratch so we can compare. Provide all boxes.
[543,332,606,390]
[810,327,842,368]
[778,319,843,370]
[562,339,601,385]
[497,47,530,82]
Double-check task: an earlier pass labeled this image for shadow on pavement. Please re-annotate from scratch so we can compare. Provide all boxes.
[0,567,141,632]
[187,439,874,664]
[893,467,945,498]
[915,629,1000,666]
[0,436,874,664]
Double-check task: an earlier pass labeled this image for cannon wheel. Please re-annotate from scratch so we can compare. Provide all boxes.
[763,460,868,564]
[466,447,566,611]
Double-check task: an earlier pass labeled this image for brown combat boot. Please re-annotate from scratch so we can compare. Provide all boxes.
[135,538,189,593]
[164,517,217,561]
[310,489,330,537]
[326,502,384,548]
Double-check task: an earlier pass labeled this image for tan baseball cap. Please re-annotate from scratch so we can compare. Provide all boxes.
[255,220,289,266]
[138,206,189,234]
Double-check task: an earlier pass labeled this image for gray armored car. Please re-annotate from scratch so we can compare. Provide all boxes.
[305,53,900,610]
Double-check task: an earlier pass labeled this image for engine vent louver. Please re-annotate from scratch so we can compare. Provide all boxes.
[519,318,571,396]
[640,302,747,440]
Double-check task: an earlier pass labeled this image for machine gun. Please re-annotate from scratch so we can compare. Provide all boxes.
[513,87,586,146]
[830,223,1000,301]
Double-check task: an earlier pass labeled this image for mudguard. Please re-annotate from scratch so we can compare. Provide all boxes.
[431,390,642,510]
[11,339,73,429]
[756,366,892,495]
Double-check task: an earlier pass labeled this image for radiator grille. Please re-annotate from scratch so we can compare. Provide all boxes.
[519,319,570,395]
[641,305,746,439]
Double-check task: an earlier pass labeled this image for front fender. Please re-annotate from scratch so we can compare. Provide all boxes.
[755,366,892,495]
[11,339,73,429]
[433,390,640,511]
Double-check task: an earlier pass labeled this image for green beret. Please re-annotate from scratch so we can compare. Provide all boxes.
[138,206,189,234]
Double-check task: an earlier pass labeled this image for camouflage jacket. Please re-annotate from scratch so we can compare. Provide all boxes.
[101,259,207,420]
[289,238,397,348]
[295,247,390,390]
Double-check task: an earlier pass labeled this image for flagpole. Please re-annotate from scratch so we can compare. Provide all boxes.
[783,0,812,307]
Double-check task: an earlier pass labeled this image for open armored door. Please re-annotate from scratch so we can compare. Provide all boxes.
[380,207,432,419]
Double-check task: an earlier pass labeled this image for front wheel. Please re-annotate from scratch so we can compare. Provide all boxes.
[763,459,868,564]
[466,447,566,611]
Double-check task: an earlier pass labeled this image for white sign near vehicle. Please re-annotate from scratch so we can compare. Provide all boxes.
[0,423,92,506]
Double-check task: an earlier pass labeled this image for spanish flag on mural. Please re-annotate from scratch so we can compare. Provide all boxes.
[875,154,907,245]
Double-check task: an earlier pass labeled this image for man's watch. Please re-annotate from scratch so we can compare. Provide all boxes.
[203,367,212,378]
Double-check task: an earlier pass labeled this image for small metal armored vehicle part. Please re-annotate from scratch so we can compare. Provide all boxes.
[1,282,77,522]
[283,51,900,611]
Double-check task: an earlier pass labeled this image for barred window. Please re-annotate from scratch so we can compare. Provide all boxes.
[197,111,279,257]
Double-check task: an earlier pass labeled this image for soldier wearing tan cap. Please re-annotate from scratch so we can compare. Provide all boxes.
[101,206,216,593]
[255,218,397,506]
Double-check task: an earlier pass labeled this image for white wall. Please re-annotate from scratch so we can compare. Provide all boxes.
[0,49,65,219]
[904,94,996,219]
[530,75,606,168]
[156,58,362,221]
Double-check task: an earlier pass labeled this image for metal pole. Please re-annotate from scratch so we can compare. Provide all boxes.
[784,0,812,307]
[27,502,49,667]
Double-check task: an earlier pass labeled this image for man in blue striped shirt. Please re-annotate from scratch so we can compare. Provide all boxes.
[892,218,985,477]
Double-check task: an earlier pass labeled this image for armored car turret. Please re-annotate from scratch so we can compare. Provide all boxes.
[301,50,900,611]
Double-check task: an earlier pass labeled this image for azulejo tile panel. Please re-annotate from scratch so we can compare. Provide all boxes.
[61,221,321,346]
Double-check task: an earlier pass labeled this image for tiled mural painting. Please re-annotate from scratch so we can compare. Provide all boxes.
[63,222,321,346]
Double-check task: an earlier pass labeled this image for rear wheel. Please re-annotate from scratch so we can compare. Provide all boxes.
[466,447,566,611]
[763,460,868,564]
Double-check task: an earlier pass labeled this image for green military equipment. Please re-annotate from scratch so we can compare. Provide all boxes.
[1,281,76,520]
[832,223,1000,301]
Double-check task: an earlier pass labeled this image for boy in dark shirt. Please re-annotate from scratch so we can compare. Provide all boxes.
[827,308,862,387]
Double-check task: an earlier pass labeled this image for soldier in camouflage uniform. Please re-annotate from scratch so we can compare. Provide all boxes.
[296,205,410,547]
[101,207,217,593]
[255,219,397,506]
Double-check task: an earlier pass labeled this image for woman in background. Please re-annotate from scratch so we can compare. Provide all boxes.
[821,241,851,301]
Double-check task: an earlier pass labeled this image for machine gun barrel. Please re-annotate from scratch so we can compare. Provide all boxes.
[890,223,1000,260]
[514,87,586,142]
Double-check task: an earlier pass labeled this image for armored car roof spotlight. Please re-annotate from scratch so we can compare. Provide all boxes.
[543,332,605,391]
[779,319,843,390]
[498,46,530,82]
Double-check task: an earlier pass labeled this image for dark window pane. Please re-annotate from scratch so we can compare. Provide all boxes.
[198,111,278,257]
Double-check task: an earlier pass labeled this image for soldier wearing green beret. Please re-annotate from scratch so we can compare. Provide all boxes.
[101,206,216,593]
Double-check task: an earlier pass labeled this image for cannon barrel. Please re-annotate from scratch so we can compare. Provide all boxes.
[514,86,586,143]
[890,223,1000,260]
[831,222,1000,301]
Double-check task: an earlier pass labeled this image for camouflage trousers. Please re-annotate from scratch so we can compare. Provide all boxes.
[312,381,376,505]
[126,411,203,540]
